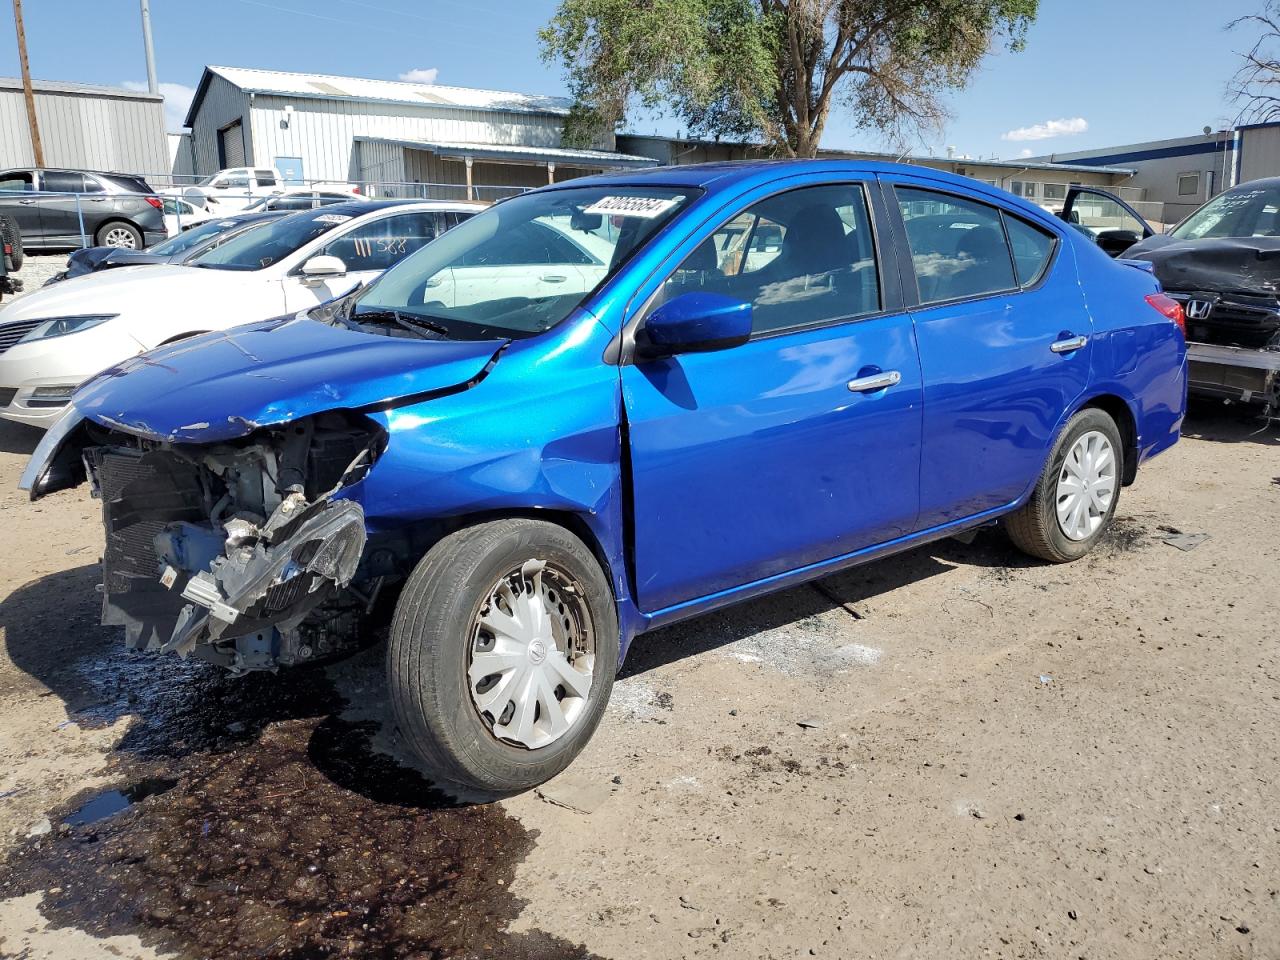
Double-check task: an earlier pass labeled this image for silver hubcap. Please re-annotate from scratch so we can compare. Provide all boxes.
[103,227,137,248]
[468,559,594,750]
[1056,430,1116,541]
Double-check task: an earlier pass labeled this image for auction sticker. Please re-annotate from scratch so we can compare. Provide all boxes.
[315,213,353,224]
[583,196,681,218]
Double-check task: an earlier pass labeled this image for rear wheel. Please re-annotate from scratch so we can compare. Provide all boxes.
[1006,408,1123,563]
[388,519,618,798]
[95,221,143,249]
[0,216,23,271]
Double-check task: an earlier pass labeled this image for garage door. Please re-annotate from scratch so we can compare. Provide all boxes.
[219,120,245,169]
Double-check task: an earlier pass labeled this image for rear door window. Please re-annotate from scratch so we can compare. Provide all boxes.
[40,171,89,194]
[896,187,1017,304]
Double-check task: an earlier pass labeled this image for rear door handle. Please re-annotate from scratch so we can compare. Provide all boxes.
[18,199,35,205]
[540,274,567,283]
[1051,335,1088,354]
[847,370,902,393]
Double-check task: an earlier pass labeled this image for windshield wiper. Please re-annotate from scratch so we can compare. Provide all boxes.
[352,308,450,340]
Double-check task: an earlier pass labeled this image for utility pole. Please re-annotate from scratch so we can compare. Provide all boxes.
[11,0,43,167]
[140,0,158,95]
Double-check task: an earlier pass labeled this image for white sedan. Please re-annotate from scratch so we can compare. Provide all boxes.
[0,199,481,427]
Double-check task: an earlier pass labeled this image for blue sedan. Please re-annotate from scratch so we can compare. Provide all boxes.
[22,160,1187,796]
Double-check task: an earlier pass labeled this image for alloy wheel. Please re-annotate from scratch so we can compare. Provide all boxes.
[1055,429,1116,541]
[103,227,137,248]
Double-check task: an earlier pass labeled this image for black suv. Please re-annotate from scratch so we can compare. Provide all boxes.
[0,168,167,250]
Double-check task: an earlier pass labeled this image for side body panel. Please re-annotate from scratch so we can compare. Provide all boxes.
[880,172,1096,526]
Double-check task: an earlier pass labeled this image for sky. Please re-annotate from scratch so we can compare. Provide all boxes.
[0,0,1267,160]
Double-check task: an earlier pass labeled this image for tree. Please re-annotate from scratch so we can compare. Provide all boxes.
[1230,2,1280,124]
[539,0,1039,157]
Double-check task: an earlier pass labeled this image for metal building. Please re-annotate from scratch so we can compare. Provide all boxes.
[0,77,168,174]
[183,66,657,198]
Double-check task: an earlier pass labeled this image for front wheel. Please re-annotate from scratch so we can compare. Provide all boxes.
[388,519,618,798]
[1006,408,1123,563]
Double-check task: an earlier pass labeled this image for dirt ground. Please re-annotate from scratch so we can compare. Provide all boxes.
[0,400,1276,960]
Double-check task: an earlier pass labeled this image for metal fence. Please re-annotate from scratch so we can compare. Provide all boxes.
[0,177,532,251]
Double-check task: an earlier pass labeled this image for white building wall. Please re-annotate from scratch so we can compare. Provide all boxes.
[1238,125,1280,185]
[189,74,252,175]
[245,94,574,183]
[0,80,167,174]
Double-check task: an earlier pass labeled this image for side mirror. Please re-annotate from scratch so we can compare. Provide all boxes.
[301,255,347,280]
[212,181,229,189]
[636,292,752,359]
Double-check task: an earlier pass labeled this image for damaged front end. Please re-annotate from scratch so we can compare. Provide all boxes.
[81,412,385,674]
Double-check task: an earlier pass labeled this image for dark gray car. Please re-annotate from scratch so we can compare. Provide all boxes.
[0,168,167,250]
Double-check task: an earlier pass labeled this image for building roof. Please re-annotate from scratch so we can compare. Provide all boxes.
[0,77,162,101]
[1026,132,1235,168]
[356,136,659,169]
[616,133,1134,176]
[186,66,571,127]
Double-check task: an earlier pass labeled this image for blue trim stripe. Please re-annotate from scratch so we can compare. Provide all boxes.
[1052,140,1228,168]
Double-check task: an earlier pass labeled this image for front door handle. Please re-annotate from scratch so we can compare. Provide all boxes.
[1051,335,1088,354]
[540,274,567,283]
[847,370,902,393]
[18,199,35,205]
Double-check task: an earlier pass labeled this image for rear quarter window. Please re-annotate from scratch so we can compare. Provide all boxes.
[1003,215,1058,287]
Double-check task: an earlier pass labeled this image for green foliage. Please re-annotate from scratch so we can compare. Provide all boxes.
[540,0,1039,154]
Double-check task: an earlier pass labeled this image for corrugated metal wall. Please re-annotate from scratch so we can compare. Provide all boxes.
[243,94,573,183]
[189,74,252,175]
[1238,126,1280,185]
[0,82,167,174]
[354,138,405,187]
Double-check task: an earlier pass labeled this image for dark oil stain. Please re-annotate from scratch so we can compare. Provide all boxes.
[1099,514,1151,554]
[1,698,599,960]
[0,567,600,960]
[63,777,177,826]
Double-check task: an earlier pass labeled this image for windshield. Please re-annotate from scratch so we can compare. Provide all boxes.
[1171,183,1280,240]
[349,185,696,340]
[187,210,353,271]
[146,218,244,257]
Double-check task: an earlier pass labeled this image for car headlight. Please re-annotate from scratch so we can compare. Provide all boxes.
[17,314,117,343]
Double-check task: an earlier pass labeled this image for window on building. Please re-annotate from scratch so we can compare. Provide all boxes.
[1042,183,1067,202]
[1010,181,1039,199]
[896,187,1017,304]
[1178,173,1201,197]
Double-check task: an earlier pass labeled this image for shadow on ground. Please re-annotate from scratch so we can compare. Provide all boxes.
[0,418,43,457]
[1181,398,1280,446]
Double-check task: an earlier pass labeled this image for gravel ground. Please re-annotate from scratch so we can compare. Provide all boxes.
[0,401,1276,960]
[2,254,67,305]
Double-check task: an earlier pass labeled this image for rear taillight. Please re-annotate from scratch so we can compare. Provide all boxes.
[351,186,361,195]
[145,196,163,209]
[1145,292,1185,336]
[2,243,9,255]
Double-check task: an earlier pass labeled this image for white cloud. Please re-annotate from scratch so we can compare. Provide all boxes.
[1001,117,1088,142]
[123,80,196,132]
[398,68,439,84]
[1019,148,1033,158]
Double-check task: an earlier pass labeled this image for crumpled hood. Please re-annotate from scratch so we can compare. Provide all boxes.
[72,316,506,443]
[67,246,170,278]
[1123,235,1280,296]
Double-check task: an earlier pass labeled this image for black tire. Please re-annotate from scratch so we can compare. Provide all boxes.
[388,519,619,799]
[1006,407,1123,563]
[95,220,143,249]
[0,216,22,271]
